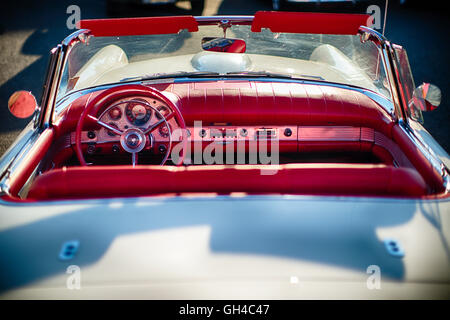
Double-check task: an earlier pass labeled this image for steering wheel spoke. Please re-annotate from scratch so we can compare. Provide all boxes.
[131,152,138,167]
[143,111,174,134]
[87,114,124,136]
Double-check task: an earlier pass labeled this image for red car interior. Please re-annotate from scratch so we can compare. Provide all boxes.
[4,81,446,201]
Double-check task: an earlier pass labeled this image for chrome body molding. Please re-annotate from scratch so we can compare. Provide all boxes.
[398,119,448,181]
[0,121,36,174]
[1,189,449,208]
[0,122,37,194]
[444,172,450,193]
[360,89,395,115]
[0,126,43,196]
[407,120,450,172]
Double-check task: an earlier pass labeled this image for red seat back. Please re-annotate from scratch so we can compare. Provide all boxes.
[27,164,427,200]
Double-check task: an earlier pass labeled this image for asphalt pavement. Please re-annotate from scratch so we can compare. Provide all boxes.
[0,0,448,156]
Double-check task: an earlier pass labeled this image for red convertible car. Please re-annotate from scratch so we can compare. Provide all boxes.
[0,12,448,299]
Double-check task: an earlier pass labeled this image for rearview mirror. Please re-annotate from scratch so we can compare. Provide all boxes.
[8,91,37,119]
[202,37,246,53]
[412,83,441,111]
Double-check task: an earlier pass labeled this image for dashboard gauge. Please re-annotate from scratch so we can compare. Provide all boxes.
[108,107,122,120]
[158,124,171,138]
[155,105,170,119]
[106,122,119,137]
[125,100,151,126]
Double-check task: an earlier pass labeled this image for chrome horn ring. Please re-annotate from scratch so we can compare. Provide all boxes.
[120,128,147,154]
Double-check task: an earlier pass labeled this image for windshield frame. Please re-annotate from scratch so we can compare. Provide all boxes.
[45,15,404,128]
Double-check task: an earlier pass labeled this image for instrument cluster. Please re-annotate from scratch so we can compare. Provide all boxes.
[94,96,174,143]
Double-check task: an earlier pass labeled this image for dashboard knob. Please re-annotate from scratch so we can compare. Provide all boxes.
[284,128,292,137]
[240,128,248,137]
[87,144,96,154]
[87,131,96,139]
[199,129,207,138]
[158,145,167,154]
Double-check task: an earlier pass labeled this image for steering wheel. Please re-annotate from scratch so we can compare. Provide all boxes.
[75,85,187,167]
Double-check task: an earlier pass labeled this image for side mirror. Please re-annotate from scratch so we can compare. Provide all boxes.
[202,37,246,53]
[412,83,441,112]
[8,91,37,119]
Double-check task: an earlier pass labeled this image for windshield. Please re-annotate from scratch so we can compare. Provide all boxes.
[57,24,391,102]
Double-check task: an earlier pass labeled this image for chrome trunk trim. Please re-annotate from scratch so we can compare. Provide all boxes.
[1,190,448,207]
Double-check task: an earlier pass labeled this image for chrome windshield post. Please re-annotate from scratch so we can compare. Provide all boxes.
[358,26,405,124]
[61,28,91,48]
[40,29,92,129]
[36,46,62,129]
[358,26,387,47]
